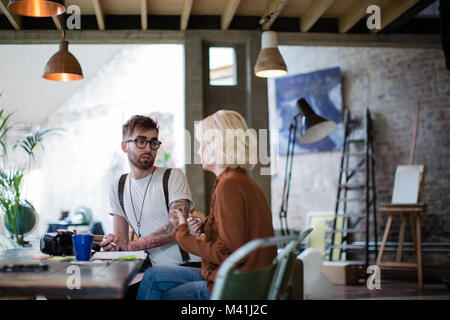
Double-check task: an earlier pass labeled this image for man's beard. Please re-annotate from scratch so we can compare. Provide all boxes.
[128,152,155,170]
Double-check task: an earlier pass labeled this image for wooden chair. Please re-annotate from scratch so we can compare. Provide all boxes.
[376,165,426,290]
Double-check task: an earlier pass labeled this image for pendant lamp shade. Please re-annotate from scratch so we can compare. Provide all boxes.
[43,40,83,82]
[255,31,287,78]
[297,98,336,144]
[8,0,65,17]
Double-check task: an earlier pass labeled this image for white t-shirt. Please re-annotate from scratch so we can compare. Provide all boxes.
[109,167,201,266]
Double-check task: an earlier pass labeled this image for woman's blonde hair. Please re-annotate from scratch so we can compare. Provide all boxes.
[195,110,258,171]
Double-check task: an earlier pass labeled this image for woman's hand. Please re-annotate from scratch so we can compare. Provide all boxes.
[187,215,204,236]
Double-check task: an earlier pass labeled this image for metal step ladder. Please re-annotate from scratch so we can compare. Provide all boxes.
[326,108,378,270]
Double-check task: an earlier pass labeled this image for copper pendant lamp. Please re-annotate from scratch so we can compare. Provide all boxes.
[8,0,65,17]
[43,32,83,82]
[254,31,287,78]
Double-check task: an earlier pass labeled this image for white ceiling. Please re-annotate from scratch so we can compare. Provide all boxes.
[0,44,125,124]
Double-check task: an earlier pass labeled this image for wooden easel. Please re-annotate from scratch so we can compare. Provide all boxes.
[376,101,425,290]
[409,101,421,166]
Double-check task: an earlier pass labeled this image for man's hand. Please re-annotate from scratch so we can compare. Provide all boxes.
[126,199,191,251]
[168,199,189,229]
[100,233,128,251]
[169,210,187,229]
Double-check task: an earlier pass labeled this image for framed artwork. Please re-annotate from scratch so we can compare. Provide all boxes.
[275,67,344,154]
[306,212,343,261]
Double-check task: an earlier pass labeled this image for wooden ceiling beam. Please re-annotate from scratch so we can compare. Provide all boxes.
[141,0,147,30]
[0,30,440,49]
[181,0,193,31]
[380,0,437,33]
[261,0,288,31]
[0,0,21,30]
[221,0,241,30]
[339,0,382,33]
[300,0,335,32]
[375,0,422,33]
[92,0,105,31]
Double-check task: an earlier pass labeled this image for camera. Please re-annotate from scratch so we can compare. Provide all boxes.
[40,230,74,256]
[40,230,104,256]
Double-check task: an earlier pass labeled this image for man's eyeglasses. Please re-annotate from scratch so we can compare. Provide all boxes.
[126,138,162,150]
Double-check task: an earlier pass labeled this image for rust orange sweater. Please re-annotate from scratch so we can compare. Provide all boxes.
[174,168,276,292]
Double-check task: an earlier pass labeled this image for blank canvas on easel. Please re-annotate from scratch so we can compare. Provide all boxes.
[391,165,424,204]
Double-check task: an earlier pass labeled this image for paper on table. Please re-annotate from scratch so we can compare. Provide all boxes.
[47,256,75,262]
[92,251,147,260]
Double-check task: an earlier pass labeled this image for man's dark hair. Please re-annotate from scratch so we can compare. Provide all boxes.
[122,115,159,140]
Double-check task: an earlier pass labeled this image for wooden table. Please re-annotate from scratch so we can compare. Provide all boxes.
[0,243,143,299]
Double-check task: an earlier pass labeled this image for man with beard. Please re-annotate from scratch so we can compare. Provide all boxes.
[101,115,200,271]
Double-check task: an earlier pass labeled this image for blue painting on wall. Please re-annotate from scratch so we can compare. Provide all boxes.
[275,67,344,155]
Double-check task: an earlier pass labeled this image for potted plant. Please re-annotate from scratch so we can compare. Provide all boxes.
[0,102,62,245]
[0,167,37,245]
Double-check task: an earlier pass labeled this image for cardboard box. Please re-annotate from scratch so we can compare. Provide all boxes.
[321,261,365,285]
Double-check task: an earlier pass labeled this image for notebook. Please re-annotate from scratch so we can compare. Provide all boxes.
[92,251,147,260]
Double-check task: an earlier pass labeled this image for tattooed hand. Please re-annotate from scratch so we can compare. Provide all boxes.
[100,233,128,251]
[128,199,191,251]
[168,199,189,228]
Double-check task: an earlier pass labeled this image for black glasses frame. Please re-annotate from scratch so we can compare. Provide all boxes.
[126,138,162,150]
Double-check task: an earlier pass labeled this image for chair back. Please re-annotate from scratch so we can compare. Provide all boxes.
[269,228,313,299]
[213,262,279,300]
[211,228,313,300]
[211,235,297,300]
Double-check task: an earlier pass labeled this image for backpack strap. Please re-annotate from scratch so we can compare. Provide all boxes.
[118,173,151,269]
[163,168,191,264]
[118,173,128,219]
[163,169,172,212]
[118,173,140,239]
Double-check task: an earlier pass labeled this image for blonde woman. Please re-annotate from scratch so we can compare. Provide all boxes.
[137,110,276,300]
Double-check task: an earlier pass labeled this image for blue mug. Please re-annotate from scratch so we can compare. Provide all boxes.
[72,234,94,261]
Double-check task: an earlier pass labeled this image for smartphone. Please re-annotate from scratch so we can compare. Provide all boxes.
[1,264,48,272]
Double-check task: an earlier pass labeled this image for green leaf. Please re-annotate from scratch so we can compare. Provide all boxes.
[14,127,64,160]
[0,141,6,155]
[0,108,15,156]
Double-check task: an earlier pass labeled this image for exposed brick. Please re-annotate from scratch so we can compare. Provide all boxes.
[269,46,450,265]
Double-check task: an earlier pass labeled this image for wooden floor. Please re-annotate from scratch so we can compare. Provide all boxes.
[329,280,450,300]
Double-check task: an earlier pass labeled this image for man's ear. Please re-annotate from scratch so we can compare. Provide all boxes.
[121,141,128,153]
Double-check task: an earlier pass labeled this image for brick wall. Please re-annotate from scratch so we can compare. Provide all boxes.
[269,45,450,266]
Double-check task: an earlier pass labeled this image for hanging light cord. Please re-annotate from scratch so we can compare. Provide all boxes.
[61,12,67,40]
[258,0,288,29]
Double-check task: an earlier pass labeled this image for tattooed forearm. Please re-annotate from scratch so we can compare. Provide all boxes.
[128,223,174,250]
[128,233,171,250]
[127,199,190,251]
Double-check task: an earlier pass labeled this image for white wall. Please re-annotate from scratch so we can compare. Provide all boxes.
[2,44,184,237]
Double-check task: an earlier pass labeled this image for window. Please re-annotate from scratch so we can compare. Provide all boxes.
[209,47,237,86]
